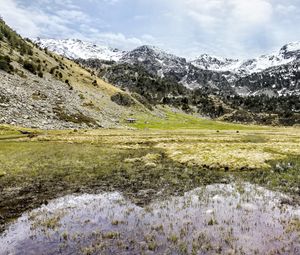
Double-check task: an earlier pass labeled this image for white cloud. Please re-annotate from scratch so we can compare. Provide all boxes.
[230,0,273,27]
[56,10,89,23]
[0,0,41,37]
[0,0,154,50]
[0,0,299,58]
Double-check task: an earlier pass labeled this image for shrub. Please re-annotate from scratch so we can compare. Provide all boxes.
[23,61,37,74]
[49,66,58,74]
[111,92,135,107]
[27,48,33,56]
[18,57,23,64]
[0,55,14,73]
[92,80,98,86]
[38,71,43,78]
[131,92,153,110]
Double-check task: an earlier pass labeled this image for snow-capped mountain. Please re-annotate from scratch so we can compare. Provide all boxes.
[234,60,300,97]
[35,38,300,96]
[191,42,300,75]
[190,54,241,72]
[120,45,189,78]
[33,38,126,61]
[34,38,300,76]
[107,45,232,92]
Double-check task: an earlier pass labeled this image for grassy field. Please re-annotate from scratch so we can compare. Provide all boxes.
[0,115,300,231]
[125,109,266,130]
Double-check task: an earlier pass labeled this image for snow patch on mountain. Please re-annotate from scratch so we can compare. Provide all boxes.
[238,54,293,74]
[190,54,242,72]
[33,38,126,61]
[191,42,300,75]
[284,42,300,52]
[120,45,186,65]
[120,45,190,78]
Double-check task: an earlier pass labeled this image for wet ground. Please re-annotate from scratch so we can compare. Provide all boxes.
[1,182,300,255]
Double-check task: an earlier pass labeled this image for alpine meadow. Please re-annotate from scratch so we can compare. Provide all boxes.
[0,1,300,254]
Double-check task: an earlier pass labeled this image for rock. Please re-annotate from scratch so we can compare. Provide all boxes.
[0,71,124,130]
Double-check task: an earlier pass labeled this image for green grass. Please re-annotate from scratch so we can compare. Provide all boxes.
[241,155,300,195]
[0,119,299,230]
[0,138,228,228]
[128,111,265,130]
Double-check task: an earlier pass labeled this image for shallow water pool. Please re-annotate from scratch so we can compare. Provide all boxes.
[1,183,300,254]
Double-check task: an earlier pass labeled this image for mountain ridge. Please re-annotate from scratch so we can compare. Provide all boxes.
[34,38,300,75]
[34,38,126,61]
[34,38,300,97]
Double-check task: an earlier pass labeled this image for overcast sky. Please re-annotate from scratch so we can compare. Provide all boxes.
[0,0,299,59]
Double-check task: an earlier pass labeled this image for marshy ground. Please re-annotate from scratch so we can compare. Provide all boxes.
[0,115,300,254]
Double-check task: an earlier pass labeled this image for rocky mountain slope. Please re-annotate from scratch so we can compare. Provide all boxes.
[0,19,149,129]
[119,45,233,92]
[234,60,300,97]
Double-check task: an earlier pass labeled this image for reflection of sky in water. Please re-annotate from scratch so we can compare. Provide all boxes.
[1,183,300,255]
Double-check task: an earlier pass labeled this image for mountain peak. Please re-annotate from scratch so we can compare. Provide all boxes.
[191,54,240,72]
[281,41,300,52]
[34,38,300,76]
[191,42,300,74]
[33,38,125,61]
[120,44,186,65]
[279,41,300,59]
[128,45,182,60]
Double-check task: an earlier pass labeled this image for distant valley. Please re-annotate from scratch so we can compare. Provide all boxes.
[34,37,300,126]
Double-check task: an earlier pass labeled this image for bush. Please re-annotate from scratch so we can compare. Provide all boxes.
[49,66,58,74]
[111,92,135,107]
[92,80,98,86]
[0,55,14,73]
[38,71,43,78]
[131,92,153,110]
[23,61,37,74]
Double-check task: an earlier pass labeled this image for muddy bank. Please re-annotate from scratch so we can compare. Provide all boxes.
[1,183,300,255]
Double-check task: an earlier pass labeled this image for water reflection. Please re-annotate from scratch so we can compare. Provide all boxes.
[1,183,300,254]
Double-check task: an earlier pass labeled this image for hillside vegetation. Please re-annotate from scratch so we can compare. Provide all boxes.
[78,51,300,126]
[0,18,150,129]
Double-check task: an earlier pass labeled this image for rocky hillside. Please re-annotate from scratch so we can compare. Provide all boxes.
[78,58,300,125]
[234,60,300,97]
[0,19,149,129]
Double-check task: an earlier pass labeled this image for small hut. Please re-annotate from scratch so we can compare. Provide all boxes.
[126,118,137,124]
